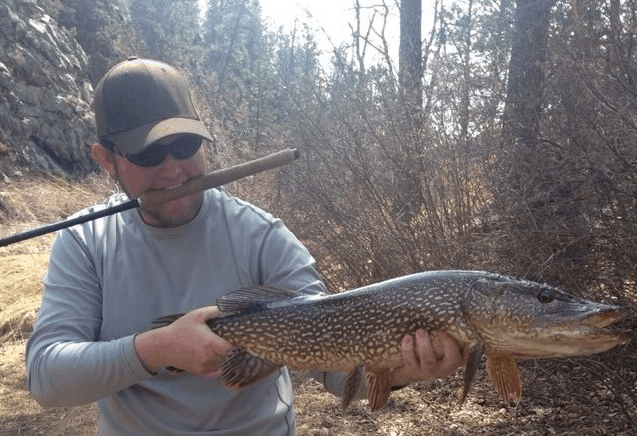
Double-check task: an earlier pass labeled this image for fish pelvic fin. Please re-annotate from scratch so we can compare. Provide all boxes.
[365,367,392,411]
[459,342,486,407]
[220,347,282,388]
[341,364,364,409]
[217,286,301,315]
[485,355,522,406]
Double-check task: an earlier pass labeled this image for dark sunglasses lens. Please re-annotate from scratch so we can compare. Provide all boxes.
[126,148,166,167]
[171,136,203,160]
[126,136,203,167]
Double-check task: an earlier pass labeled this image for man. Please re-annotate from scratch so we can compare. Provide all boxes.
[26,58,466,435]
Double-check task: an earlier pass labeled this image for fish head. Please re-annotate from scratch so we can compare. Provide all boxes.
[464,274,633,358]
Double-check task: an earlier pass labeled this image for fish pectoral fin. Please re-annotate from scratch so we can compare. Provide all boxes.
[341,364,364,409]
[459,342,485,407]
[220,347,282,389]
[365,367,392,411]
[485,355,522,406]
[217,286,302,314]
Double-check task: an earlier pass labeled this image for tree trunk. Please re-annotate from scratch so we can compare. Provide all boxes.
[459,0,473,139]
[502,0,554,144]
[399,0,423,108]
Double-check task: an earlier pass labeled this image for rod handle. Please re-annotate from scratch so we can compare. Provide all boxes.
[138,148,299,207]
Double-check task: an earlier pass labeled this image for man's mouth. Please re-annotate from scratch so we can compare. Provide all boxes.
[162,183,184,191]
[152,177,192,193]
[138,174,206,208]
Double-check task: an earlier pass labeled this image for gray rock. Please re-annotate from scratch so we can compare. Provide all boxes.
[0,0,99,176]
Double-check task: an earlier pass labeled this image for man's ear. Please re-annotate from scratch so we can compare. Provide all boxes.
[91,143,117,180]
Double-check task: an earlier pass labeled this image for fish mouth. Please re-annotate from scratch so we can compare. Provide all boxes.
[509,327,632,359]
[556,305,633,352]
[502,306,633,359]
[580,305,630,329]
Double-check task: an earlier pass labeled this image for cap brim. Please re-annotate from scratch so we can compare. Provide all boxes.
[105,118,214,154]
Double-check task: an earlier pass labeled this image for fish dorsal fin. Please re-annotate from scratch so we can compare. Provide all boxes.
[341,364,364,409]
[220,346,282,388]
[485,355,522,406]
[459,342,486,406]
[365,367,392,411]
[217,286,300,315]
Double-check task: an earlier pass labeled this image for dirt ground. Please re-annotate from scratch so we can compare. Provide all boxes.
[1,226,636,435]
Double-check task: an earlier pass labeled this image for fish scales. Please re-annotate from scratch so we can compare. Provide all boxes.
[154,270,632,410]
[210,273,477,371]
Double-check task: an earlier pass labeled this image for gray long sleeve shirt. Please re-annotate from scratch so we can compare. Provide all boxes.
[25,188,339,435]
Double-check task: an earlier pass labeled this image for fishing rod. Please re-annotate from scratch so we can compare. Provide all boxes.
[0,148,300,248]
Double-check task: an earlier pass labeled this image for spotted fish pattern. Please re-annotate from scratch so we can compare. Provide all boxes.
[154,270,632,410]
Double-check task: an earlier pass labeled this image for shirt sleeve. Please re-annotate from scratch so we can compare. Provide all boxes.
[25,228,152,408]
[256,220,326,294]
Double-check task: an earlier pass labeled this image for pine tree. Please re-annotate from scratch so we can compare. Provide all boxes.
[128,0,200,65]
[58,0,140,84]
[202,0,266,95]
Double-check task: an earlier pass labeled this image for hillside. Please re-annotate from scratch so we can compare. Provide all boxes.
[0,0,134,178]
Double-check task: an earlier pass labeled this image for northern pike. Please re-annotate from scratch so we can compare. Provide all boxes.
[154,270,632,410]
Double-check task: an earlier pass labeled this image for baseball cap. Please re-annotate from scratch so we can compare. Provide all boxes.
[93,57,213,155]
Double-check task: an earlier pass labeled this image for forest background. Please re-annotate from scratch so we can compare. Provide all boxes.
[123,0,637,417]
[110,0,637,300]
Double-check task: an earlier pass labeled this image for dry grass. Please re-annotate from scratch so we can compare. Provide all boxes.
[293,360,637,436]
[0,173,635,435]
[0,341,99,436]
[0,173,111,435]
[0,234,99,435]
[0,172,116,255]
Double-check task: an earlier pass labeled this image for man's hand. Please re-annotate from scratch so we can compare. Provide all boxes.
[134,306,233,378]
[390,330,468,386]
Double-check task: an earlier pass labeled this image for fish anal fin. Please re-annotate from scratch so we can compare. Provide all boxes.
[341,364,364,409]
[220,347,281,388]
[460,342,485,407]
[485,355,522,406]
[365,367,392,411]
[217,286,301,315]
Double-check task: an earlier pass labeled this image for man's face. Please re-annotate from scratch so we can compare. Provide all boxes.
[106,137,207,228]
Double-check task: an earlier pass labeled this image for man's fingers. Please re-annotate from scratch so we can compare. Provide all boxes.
[392,329,468,386]
[189,305,222,323]
[401,334,418,366]
[203,369,223,380]
[432,331,464,377]
[413,330,439,367]
[410,330,464,376]
[429,332,449,360]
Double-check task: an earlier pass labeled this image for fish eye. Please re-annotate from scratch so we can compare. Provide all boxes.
[537,288,555,303]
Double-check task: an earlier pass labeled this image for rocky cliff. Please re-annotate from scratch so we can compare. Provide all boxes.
[0,0,134,178]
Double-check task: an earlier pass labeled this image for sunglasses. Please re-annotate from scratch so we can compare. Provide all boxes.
[112,135,204,167]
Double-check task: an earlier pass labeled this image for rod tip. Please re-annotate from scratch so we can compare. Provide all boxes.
[291,148,300,159]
